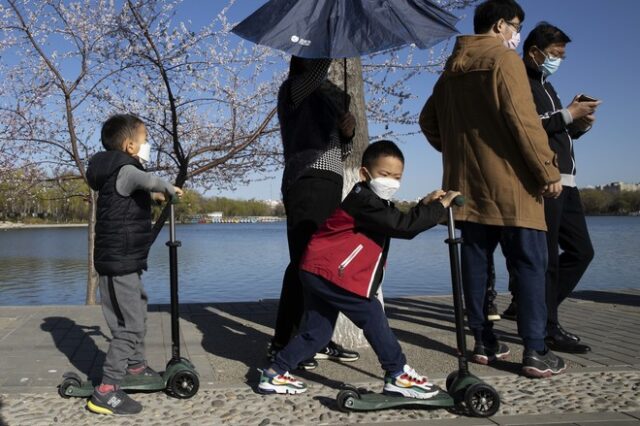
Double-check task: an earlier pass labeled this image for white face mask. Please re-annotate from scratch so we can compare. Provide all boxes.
[500,27,521,50]
[136,143,151,163]
[368,176,401,201]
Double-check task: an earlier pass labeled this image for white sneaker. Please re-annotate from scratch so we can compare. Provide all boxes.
[257,370,307,395]
[383,365,441,399]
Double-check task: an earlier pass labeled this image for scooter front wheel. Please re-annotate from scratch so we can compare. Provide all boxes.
[169,370,199,399]
[336,389,360,412]
[464,383,500,417]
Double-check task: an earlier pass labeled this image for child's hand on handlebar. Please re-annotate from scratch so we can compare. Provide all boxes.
[173,187,184,198]
[422,189,446,205]
[439,190,462,208]
[422,190,462,208]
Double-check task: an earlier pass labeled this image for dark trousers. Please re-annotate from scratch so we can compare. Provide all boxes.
[460,222,548,351]
[545,186,594,328]
[272,271,406,375]
[272,176,342,347]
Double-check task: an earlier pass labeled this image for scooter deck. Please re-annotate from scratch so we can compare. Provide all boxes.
[346,392,455,411]
[59,374,166,398]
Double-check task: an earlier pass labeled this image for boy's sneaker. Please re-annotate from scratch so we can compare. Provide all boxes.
[502,301,518,321]
[126,365,161,378]
[486,302,501,321]
[383,365,442,399]
[522,348,566,378]
[314,341,360,362]
[87,387,142,415]
[257,370,307,395]
[267,342,318,370]
[471,341,510,365]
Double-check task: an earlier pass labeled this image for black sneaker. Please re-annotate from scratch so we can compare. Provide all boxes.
[296,358,318,370]
[522,348,566,378]
[486,302,501,321]
[87,387,142,415]
[551,324,580,343]
[268,342,318,370]
[314,341,360,362]
[471,341,510,365]
[502,301,517,321]
[545,334,591,354]
[122,365,163,387]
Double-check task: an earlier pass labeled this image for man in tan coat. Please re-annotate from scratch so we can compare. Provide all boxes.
[420,0,565,378]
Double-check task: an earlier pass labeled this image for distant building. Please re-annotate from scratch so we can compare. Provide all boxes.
[595,182,640,193]
[207,212,223,222]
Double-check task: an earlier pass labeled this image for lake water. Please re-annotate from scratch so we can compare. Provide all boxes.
[1,217,639,305]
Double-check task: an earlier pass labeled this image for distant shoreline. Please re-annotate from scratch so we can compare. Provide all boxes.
[1,214,636,230]
[0,222,88,229]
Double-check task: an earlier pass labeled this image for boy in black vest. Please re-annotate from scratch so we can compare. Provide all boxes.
[86,114,182,415]
[258,140,460,398]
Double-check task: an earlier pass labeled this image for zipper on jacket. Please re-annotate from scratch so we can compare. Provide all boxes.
[541,75,576,176]
[338,244,364,277]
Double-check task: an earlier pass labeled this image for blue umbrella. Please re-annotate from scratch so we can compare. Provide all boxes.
[231,0,460,59]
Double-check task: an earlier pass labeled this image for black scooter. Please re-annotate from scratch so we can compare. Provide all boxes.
[58,201,199,400]
[335,196,500,417]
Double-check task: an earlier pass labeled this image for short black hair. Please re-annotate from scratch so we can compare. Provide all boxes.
[474,0,525,34]
[523,22,571,55]
[362,140,405,170]
[100,114,144,151]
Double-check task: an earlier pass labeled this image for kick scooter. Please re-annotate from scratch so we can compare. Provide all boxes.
[58,199,199,399]
[335,196,500,417]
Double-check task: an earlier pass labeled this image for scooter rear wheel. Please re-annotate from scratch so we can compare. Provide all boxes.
[336,389,360,412]
[464,383,500,417]
[58,376,81,398]
[169,370,199,399]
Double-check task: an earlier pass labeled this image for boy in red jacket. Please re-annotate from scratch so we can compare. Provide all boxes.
[258,140,460,398]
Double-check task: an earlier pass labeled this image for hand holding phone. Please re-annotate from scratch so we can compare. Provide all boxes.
[577,94,599,103]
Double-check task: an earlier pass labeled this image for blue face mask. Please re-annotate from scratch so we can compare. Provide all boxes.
[536,48,562,77]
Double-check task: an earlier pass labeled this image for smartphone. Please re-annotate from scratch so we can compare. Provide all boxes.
[578,94,598,102]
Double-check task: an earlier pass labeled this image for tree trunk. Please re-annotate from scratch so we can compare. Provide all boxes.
[85,190,99,305]
[327,57,377,349]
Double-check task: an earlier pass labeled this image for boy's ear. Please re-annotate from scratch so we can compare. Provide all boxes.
[358,167,368,182]
[123,139,134,155]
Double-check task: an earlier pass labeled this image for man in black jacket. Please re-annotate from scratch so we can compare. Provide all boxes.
[516,23,601,353]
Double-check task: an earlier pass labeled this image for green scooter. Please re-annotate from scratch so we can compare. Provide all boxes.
[335,197,500,417]
[58,201,199,400]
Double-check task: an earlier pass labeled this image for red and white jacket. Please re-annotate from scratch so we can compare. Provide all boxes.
[300,183,446,299]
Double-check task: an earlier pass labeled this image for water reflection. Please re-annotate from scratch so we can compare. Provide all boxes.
[1,218,639,305]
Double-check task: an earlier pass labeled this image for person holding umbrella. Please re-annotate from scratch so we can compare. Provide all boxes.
[269,56,360,369]
[232,0,460,372]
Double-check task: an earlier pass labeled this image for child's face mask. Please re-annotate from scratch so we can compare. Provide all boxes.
[136,143,151,163]
[365,169,401,201]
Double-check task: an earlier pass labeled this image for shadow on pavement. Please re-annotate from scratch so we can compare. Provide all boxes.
[41,317,108,384]
[0,396,7,426]
[570,290,640,307]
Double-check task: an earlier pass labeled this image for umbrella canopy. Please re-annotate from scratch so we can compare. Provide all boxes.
[231,0,460,59]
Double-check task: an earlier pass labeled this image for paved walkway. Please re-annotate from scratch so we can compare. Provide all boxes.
[0,289,639,425]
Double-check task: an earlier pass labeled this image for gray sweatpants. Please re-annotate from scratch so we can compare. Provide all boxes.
[98,272,148,385]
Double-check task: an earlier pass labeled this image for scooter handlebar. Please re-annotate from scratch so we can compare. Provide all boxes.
[453,195,465,207]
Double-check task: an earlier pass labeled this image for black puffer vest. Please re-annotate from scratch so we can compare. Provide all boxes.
[86,150,152,276]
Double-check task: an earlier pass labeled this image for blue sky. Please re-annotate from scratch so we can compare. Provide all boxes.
[195,0,639,200]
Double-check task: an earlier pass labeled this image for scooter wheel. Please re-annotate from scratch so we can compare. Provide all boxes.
[336,389,360,413]
[58,376,81,398]
[169,370,199,399]
[464,383,500,417]
[445,371,458,391]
